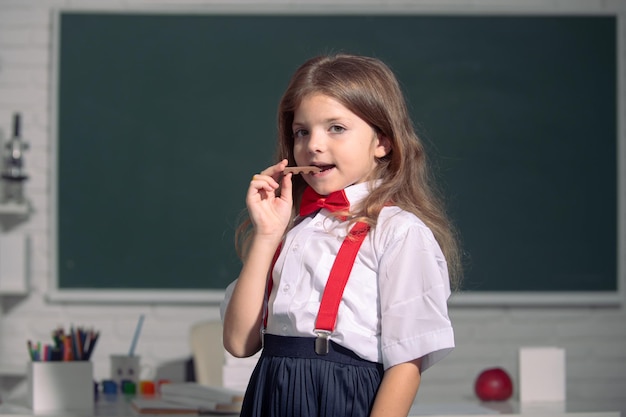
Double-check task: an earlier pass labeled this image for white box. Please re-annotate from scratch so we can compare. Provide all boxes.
[519,347,566,403]
[27,361,94,413]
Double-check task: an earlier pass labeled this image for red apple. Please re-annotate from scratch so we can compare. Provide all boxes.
[474,367,513,401]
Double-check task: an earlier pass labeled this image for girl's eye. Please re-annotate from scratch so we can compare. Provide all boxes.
[330,125,345,133]
[293,129,309,138]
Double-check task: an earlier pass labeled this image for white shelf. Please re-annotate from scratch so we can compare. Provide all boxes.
[0,202,29,216]
[0,288,28,296]
[0,362,25,377]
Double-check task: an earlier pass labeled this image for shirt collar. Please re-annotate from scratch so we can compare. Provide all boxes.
[343,180,380,208]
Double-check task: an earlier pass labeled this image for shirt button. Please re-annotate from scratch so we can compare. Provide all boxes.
[292,244,299,252]
[283,284,290,292]
[315,222,322,227]
[281,325,288,333]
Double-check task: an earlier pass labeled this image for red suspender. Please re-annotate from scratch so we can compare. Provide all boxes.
[263,221,370,355]
[313,221,370,353]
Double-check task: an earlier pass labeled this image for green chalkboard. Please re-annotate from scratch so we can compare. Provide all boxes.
[55,12,617,295]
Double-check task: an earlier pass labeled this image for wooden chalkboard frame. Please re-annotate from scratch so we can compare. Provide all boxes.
[48,8,625,306]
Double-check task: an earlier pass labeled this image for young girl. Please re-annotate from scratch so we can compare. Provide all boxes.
[221,54,461,417]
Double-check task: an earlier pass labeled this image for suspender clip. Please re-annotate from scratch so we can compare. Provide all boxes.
[314,329,331,355]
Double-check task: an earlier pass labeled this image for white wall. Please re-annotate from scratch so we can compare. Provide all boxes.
[1,0,625,413]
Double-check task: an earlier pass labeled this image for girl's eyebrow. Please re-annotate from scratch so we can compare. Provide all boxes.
[293,117,346,126]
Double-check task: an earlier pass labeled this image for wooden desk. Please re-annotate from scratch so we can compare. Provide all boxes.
[0,396,622,416]
[409,400,621,417]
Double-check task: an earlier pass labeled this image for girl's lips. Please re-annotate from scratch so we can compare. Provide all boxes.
[310,165,335,177]
[312,164,335,173]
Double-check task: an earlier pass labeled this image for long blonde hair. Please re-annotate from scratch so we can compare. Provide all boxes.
[238,54,462,289]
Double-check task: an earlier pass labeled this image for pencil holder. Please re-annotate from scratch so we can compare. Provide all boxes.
[27,361,94,413]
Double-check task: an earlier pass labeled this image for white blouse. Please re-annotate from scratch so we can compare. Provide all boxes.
[222,182,454,371]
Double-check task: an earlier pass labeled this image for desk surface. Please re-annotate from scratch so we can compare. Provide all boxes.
[0,396,622,417]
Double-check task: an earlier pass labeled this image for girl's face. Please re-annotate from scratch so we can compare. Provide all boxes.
[292,93,388,196]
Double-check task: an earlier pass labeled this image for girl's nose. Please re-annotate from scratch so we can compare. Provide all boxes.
[307,130,325,153]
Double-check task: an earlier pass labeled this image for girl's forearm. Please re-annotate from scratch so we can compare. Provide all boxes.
[370,359,422,417]
[222,235,281,357]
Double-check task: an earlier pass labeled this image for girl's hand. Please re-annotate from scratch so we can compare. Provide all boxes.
[247,159,292,239]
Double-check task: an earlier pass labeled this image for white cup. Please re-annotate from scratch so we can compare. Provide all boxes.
[110,354,141,386]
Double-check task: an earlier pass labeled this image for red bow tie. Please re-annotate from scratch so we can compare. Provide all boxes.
[300,187,350,217]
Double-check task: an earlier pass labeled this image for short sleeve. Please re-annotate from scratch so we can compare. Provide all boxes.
[378,220,454,371]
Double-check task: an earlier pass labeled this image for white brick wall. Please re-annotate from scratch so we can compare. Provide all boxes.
[1,0,625,413]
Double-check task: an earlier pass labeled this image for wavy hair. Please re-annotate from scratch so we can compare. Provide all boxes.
[237,54,462,289]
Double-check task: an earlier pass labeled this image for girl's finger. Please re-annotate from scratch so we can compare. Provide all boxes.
[250,173,278,191]
[280,172,293,204]
[259,159,288,179]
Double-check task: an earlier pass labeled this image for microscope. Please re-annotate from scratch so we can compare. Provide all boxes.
[1,113,29,204]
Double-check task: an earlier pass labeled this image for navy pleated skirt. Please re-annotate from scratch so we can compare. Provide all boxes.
[239,334,384,417]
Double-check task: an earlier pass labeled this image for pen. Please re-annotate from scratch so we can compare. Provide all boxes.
[82,328,92,359]
[63,335,74,361]
[42,344,49,362]
[27,340,36,361]
[84,330,100,361]
[73,326,84,360]
[28,325,101,362]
